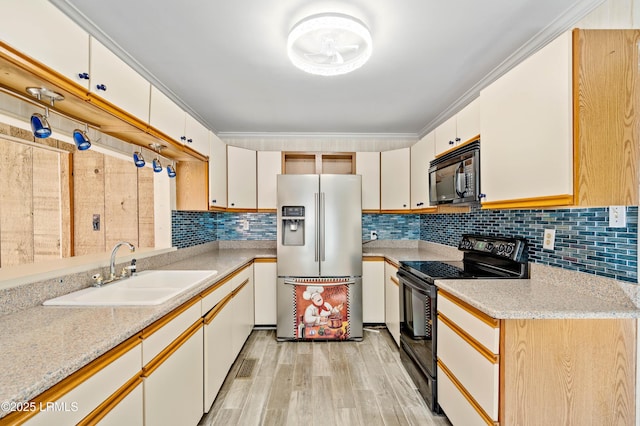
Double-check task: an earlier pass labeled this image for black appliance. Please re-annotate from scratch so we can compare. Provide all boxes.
[397,234,528,413]
[429,140,480,206]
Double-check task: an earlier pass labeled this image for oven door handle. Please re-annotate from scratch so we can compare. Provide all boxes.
[397,270,437,298]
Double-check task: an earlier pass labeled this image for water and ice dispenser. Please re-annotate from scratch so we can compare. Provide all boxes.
[281,206,305,246]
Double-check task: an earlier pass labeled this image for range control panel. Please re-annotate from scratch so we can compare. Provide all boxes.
[458,234,526,261]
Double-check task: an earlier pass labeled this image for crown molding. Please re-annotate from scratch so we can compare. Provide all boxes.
[417,0,606,138]
[218,131,418,140]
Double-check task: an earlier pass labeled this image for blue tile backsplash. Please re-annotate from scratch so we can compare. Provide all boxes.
[420,206,638,283]
[172,206,638,283]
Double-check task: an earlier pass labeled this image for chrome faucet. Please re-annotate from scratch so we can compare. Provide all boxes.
[109,241,136,280]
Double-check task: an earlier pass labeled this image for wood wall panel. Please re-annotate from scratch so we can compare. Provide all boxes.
[73,150,105,256]
[32,148,62,262]
[137,166,155,248]
[60,153,72,257]
[176,161,208,211]
[104,156,139,248]
[0,139,33,266]
[502,319,636,426]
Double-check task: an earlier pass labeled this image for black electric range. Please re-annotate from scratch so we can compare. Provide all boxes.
[396,234,529,414]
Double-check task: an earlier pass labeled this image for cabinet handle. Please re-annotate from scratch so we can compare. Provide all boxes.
[212,199,217,204]
[479,193,486,199]
[78,72,90,80]
[180,136,187,141]
[449,140,454,145]
[417,202,424,207]
[96,84,107,91]
[187,138,193,143]
[455,137,461,142]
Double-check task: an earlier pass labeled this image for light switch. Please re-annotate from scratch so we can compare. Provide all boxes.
[609,206,626,228]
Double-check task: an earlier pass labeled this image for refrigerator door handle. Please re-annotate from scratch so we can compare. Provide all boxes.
[314,192,319,262]
[320,192,326,262]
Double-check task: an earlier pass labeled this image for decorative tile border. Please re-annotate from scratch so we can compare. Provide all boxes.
[420,206,638,283]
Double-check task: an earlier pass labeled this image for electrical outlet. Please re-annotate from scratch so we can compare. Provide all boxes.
[370,231,378,240]
[242,220,249,231]
[543,229,555,250]
[609,206,627,228]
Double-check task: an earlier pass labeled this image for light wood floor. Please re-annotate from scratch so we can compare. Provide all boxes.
[199,328,452,426]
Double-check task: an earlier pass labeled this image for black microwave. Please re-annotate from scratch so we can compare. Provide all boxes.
[428,140,480,205]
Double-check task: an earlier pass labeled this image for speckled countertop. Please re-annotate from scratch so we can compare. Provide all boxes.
[0,248,275,418]
[1,243,639,417]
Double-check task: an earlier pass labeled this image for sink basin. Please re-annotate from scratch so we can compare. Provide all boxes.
[43,270,218,306]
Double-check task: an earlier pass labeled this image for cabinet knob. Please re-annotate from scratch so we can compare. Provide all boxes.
[180,136,186,141]
[78,72,90,80]
[449,140,454,145]
[187,138,193,143]
[417,202,424,207]
[479,193,487,199]
[212,199,217,204]
[231,203,235,207]
[96,84,107,91]
[403,204,407,208]
[455,137,461,142]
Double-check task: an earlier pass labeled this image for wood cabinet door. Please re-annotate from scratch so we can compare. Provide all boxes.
[355,152,381,211]
[0,0,90,89]
[380,148,410,211]
[90,38,151,122]
[227,146,256,209]
[410,131,434,209]
[479,31,573,206]
[434,115,458,156]
[257,151,281,210]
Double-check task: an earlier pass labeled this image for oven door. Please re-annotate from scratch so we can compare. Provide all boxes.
[397,269,440,413]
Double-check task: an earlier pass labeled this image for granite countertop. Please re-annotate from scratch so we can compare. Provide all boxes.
[2,243,639,417]
[0,248,275,418]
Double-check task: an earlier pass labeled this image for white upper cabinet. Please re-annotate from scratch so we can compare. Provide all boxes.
[149,86,210,156]
[227,145,256,209]
[434,98,480,156]
[356,152,381,211]
[0,0,90,89]
[90,38,150,122]
[480,31,572,205]
[209,133,227,208]
[411,131,435,209]
[149,86,185,142]
[184,114,210,156]
[381,148,410,210]
[455,98,480,145]
[257,151,281,210]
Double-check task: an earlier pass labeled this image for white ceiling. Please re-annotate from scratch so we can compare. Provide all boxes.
[50,0,602,138]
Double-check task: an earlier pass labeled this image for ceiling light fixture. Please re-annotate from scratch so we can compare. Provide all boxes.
[287,13,373,76]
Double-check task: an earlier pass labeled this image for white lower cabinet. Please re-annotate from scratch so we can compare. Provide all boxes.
[437,290,500,425]
[363,258,385,323]
[204,293,234,411]
[384,260,400,346]
[95,382,144,426]
[254,260,277,325]
[230,267,255,356]
[143,325,204,426]
[25,340,142,426]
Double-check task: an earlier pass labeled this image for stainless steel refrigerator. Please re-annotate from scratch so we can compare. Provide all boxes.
[276,174,363,341]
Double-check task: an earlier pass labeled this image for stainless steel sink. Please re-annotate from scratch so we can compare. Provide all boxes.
[43,270,218,306]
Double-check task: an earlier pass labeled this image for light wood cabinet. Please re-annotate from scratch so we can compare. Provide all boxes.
[0,0,91,89]
[573,29,640,206]
[356,152,381,211]
[283,152,355,175]
[257,151,282,210]
[254,259,277,325]
[410,131,435,210]
[380,148,410,211]
[384,260,400,346]
[480,31,573,208]
[363,258,385,323]
[89,38,150,123]
[434,99,480,157]
[227,145,256,209]
[437,290,636,426]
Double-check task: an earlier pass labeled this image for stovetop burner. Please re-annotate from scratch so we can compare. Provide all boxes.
[400,234,530,282]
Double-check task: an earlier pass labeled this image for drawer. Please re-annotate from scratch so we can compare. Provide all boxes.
[141,302,202,365]
[438,290,499,353]
[438,316,499,420]
[201,263,252,314]
[437,363,493,426]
